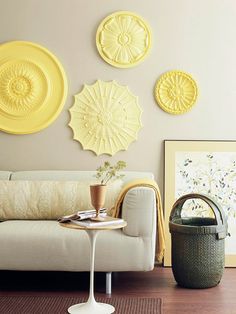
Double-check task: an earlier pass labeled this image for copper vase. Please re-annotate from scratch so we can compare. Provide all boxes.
[90,184,107,221]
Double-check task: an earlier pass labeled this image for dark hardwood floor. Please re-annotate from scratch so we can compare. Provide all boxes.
[0,267,235,314]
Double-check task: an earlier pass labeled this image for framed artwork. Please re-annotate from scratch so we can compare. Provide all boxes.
[164,140,236,267]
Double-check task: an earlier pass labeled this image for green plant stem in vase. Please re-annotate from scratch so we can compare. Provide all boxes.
[90,161,126,221]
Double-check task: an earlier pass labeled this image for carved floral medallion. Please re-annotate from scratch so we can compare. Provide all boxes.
[96,11,152,68]
[0,60,47,117]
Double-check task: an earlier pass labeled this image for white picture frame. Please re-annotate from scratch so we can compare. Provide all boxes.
[164,140,236,267]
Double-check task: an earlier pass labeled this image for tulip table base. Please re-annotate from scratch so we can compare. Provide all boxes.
[68,300,114,314]
[59,222,127,314]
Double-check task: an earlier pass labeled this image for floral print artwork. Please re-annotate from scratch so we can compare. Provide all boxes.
[175,151,236,254]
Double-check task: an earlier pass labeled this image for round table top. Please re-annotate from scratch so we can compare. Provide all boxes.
[59,221,127,231]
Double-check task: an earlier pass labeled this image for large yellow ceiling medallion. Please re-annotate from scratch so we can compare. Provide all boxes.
[154,70,198,114]
[69,80,142,156]
[0,41,68,134]
[96,11,152,68]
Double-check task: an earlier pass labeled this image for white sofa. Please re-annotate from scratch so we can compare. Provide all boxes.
[0,170,157,293]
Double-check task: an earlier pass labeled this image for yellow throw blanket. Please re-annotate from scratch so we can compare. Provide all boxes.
[111,179,165,264]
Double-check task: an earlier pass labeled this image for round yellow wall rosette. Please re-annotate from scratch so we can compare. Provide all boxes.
[69,80,142,156]
[154,70,198,114]
[96,11,152,68]
[0,41,68,134]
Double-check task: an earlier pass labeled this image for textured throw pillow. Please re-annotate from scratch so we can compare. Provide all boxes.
[0,180,124,220]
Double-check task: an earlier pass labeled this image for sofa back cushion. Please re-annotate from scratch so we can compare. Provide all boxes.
[0,180,123,220]
[0,171,12,180]
[10,170,154,183]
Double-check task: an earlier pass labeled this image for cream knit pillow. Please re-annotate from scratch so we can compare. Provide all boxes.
[0,180,123,220]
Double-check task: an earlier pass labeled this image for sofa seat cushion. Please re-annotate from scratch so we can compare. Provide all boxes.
[0,220,154,271]
[0,180,123,220]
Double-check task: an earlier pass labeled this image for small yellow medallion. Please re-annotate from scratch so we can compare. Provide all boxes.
[154,70,198,114]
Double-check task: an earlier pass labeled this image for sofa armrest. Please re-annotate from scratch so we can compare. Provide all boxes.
[121,187,156,238]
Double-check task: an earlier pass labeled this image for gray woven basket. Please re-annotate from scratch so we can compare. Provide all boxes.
[169,193,228,289]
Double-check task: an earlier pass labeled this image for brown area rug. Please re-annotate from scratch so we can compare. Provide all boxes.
[0,296,162,314]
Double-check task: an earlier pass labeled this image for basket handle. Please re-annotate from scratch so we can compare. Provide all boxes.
[169,193,226,227]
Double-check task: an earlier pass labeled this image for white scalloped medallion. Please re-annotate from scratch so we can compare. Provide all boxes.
[96,11,152,68]
[69,80,142,156]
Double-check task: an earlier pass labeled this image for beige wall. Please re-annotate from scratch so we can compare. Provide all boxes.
[0,0,236,192]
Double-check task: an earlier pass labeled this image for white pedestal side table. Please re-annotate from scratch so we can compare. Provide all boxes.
[60,221,127,314]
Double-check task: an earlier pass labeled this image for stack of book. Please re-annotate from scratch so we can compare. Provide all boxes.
[71,215,124,227]
[58,208,107,223]
[58,208,124,227]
